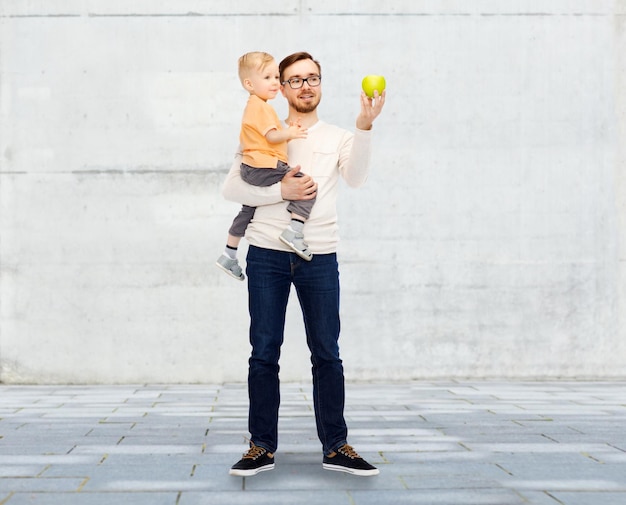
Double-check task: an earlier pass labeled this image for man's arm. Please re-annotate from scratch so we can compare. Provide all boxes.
[221,151,317,206]
[339,128,372,188]
[356,89,386,131]
[339,90,387,188]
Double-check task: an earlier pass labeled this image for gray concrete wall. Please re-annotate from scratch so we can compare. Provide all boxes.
[1,0,625,383]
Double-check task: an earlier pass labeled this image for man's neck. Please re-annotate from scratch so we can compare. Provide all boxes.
[286,110,319,128]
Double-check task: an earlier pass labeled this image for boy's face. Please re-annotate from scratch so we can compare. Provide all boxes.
[244,60,281,101]
[280,58,322,114]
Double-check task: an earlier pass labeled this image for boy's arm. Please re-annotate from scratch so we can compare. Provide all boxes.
[265,121,307,144]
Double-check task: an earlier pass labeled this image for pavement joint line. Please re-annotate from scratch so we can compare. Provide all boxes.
[495,463,513,475]
[76,477,89,492]
[544,491,565,504]
[582,452,604,464]
[0,492,14,505]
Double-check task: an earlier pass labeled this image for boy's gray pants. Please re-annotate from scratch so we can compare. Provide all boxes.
[228,161,316,238]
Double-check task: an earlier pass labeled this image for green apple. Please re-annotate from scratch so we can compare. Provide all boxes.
[361,75,386,98]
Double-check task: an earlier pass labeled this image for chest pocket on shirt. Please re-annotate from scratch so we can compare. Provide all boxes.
[310,148,340,178]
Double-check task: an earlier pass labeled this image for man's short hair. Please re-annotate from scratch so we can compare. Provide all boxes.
[279,52,322,82]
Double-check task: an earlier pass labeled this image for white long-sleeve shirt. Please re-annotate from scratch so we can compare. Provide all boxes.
[221,121,373,254]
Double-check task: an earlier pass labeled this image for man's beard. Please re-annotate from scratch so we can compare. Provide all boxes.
[288,92,321,113]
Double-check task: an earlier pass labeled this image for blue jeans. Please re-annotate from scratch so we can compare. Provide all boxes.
[245,245,348,455]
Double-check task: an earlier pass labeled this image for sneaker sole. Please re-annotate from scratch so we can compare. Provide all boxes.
[215,261,245,281]
[279,236,313,261]
[322,463,380,476]
[229,463,275,476]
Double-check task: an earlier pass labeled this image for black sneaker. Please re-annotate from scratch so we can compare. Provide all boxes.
[229,444,275,476]
[322,444,379,476]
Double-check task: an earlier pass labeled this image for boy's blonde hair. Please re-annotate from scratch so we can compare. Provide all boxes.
[238,52,275,84]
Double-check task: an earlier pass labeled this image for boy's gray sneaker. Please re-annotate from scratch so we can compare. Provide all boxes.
[216,255,245,281]
[279,228,313,261]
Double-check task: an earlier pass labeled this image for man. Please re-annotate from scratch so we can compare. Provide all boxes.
[221,51,386,477]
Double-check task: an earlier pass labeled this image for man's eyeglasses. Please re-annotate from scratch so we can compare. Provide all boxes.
[282,75,322,89]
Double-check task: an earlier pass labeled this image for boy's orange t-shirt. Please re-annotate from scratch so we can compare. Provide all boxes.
[240,95,288,168]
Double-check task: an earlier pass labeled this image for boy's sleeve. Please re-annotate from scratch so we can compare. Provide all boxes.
[243,97,281,137]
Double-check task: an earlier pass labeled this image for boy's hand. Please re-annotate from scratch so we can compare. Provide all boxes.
[287,119,308,140]
[356,89,386,131]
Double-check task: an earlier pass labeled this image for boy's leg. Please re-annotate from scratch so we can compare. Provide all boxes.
[241,162,314,260]
[216,206,255,281]
[286,196,316,222]
[280,181,315,261]
[222,233,241,261]
[228,205,256,238]
[241,163,313,212]
[275,165,315,260]
[240,163,288,187]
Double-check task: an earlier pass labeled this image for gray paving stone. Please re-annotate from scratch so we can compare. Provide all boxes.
[37,463,101,479]
[178,490,352,505]
[549,492,626,505]
[383,460,510,480]
[1,381,625,505]
[76,462,196,492]
[380,451,487,466]
[349,488,527,504]
[117,435,206,446]
[0,477,86,492]
[70,444,201,455]
[602,452,626,462]
[0,466,44,478]
[3,492,178,504]
[502,479,626,492]
[491,451,619,477]
[466,442,623,454]
[0,445,82,455]
[0,455,101,465]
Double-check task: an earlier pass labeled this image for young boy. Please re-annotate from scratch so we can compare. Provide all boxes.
[216,51,315,281]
